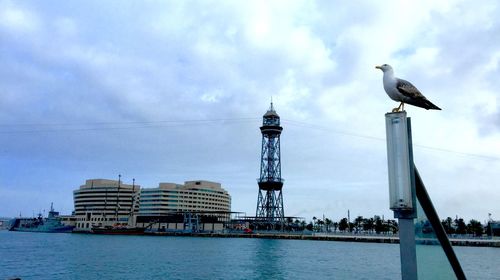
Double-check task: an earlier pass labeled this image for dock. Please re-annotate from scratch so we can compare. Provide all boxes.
[143,231,500,247]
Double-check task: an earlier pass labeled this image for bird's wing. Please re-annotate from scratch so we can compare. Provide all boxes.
[396,78,425,99]
[396,78,442,110]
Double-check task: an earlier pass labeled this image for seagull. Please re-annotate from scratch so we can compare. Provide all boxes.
[376,64,441,112]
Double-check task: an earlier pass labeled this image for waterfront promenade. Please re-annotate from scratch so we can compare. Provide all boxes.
[143,231,500,247]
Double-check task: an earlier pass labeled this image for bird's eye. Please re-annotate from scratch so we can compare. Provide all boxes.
[383,64,387,66]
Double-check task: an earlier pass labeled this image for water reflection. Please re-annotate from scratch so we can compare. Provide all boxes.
[251,239,286,280]
[415,200,456,279]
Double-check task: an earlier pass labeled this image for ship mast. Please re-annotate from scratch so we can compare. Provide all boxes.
[130,178,135,218]
[103,180,107,221]
[116,174,121,224]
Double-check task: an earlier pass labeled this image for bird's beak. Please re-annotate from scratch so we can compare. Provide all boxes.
[375,65,382,69]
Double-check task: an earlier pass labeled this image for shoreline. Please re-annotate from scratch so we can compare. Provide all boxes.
[141,231,500,247]
[5,229,500,247]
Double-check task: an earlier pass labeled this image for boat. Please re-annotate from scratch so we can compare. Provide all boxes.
[90,225,145,235]
[9,203,75,233]
[87,175,145,235]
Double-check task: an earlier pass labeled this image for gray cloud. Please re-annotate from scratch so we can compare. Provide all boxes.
[0,1,499,221]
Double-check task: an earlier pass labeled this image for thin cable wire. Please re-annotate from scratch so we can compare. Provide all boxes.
[0,118,260,134]
[282,119,500,161]
[0,116,497,161]
[0,117,259,127]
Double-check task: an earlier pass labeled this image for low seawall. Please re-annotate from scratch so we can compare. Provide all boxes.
[144,231,500,247]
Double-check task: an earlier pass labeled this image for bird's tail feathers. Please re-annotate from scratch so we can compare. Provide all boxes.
[406,98,442,110]
[423,99,441,110]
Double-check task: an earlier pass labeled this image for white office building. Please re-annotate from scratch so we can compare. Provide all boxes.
[138,180,231,216]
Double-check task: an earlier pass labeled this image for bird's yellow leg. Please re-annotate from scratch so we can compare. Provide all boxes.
[392,102,404,113]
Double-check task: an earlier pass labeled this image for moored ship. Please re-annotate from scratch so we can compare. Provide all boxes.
[90,225,146,235]
[9,203,75,233]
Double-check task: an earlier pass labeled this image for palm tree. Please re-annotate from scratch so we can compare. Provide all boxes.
[467,219,483,237]
[363,218,375,233]
[317,219,325,232]
[374,216,383,234]
[354,216,364,233]
[441,217,455,234]
[387,219,399,234]
[454,218,467,235]
[333,222,339,233]
[339,218,348,232]
[325,218,332,232]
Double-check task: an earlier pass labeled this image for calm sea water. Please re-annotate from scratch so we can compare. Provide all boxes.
[0,231,499,280]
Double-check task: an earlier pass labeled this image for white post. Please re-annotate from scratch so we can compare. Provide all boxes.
[386,112,413,210]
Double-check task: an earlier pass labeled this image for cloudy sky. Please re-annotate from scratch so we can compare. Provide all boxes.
[1,0,499,223]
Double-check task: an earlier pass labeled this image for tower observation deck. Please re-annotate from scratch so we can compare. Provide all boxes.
[256,102,284,229]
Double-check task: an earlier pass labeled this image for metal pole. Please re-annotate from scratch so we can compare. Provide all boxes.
[385,112,417,280]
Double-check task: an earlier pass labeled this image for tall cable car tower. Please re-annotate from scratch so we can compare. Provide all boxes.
[256,102,284,228]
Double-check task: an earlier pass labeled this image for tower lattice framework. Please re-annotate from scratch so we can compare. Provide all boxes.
[256,102,284,229]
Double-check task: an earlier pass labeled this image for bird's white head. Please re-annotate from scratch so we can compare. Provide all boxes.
[375,64,393,73]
